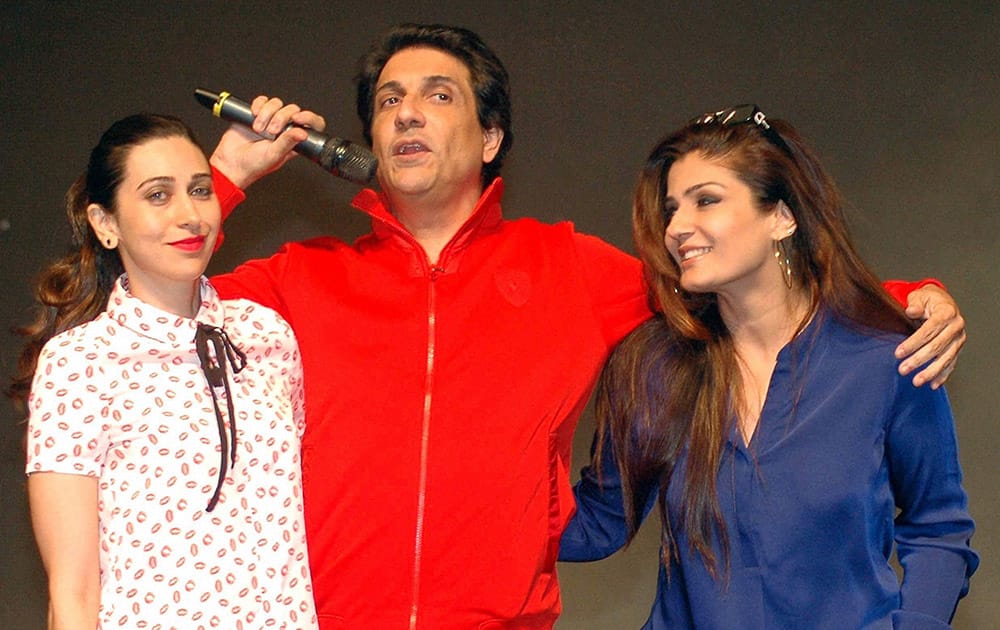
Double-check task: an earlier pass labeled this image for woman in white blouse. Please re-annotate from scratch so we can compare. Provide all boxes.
[10,114,317,629]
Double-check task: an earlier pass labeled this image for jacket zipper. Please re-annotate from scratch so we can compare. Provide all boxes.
[409,262,444,629]
[369,207,471,629]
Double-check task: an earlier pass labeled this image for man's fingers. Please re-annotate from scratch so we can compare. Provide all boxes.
[911,334,964,389]
[291,110,326,133]
[895,317,944,365]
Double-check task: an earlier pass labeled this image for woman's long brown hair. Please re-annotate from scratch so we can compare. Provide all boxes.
[597,116,916,578]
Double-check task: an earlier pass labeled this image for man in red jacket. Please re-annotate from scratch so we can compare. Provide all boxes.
[207,24,965,629]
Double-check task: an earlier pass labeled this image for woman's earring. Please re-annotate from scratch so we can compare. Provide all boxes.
[104,236,118,249]
[774,238,793,289]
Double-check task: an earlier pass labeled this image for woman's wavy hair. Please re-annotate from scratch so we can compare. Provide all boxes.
[7,113,203,407]
[597,112,915,578]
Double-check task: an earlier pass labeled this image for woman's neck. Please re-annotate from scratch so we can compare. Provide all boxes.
[719,283,812,357]
[718,283,812,444]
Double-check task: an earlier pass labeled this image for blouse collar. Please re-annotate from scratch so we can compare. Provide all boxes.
[105,275,225,347]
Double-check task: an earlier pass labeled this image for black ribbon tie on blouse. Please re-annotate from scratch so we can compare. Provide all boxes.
[194,323,248,512]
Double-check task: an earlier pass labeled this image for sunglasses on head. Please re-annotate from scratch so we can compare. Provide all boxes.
[690,104,793,156]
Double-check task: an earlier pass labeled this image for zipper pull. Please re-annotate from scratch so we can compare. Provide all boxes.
[429,265,445,281]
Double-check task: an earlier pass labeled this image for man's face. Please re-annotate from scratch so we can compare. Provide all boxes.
[370,46,502,204]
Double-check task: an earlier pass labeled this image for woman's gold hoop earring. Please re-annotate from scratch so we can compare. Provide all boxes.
[774,238,793,289]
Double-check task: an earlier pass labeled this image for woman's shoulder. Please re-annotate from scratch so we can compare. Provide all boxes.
[37,312,116,358]
[218,296,299,352]
[813,315,927,394]
[818,313,907,360]
[30,315,118,403]
[219,296,292,327]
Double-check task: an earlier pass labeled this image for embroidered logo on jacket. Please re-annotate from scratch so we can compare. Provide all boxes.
[494,269,531,307]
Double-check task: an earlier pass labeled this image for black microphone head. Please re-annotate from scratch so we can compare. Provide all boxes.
[319,139,378,185]
[194,88,220,110]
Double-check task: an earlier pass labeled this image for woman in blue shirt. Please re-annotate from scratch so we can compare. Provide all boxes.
[559,106,977,628]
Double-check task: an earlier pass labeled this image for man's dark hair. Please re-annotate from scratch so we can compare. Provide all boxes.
[356,23,513,187]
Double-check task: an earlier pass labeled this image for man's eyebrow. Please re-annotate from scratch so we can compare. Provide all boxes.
[423,75,459,88]
[376,75,461,93]
[374,79,403,95]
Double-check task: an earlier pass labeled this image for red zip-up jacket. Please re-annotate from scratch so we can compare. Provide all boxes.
[210,176,651,628]
[209,172,937,629]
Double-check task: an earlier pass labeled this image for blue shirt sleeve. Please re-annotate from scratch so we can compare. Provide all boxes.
[559,431,659,562]
[886,377,978,624]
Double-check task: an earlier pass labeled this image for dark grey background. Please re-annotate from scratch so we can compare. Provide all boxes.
[2,2,996,628]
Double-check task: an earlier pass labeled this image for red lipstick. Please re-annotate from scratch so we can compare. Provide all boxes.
[169,235,206,252]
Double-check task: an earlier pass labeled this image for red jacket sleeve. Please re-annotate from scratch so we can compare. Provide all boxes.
[210,244,296,320]
[572,231,652,347]
[883,279,946,306]
[208,165,292,317]
[211,166,247,250]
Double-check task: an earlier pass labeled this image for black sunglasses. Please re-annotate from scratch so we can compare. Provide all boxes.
[690,104,793,156]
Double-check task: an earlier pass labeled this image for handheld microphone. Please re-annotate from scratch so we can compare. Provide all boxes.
[194,88,378,185]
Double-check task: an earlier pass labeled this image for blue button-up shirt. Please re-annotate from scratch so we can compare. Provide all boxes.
[560,312,977,629]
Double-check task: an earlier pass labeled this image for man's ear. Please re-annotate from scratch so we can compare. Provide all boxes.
[87,203,120,249]
[482,126,504,163]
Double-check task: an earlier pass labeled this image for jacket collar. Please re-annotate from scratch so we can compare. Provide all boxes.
[351,178,506,275]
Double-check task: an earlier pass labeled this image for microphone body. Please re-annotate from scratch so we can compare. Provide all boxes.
[194,88,377,185]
